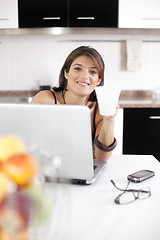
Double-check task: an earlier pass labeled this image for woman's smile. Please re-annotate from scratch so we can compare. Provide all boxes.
[76,81,90,87]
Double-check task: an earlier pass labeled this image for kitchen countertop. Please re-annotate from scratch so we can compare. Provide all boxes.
[1,90,160,108]
[119,90,160,108]
[0,90,39,104]
[0,90,38,97]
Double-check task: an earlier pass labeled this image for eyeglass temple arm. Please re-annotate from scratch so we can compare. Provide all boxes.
[110,180,131,192]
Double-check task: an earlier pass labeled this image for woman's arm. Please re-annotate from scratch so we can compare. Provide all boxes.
[94,106,119,161]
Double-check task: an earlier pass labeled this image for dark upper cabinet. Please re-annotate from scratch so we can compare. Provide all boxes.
[18,0,68,28]
[69,0,118,27]
[18,0,118,28]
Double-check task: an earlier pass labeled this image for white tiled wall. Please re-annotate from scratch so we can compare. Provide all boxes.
[0,28,160,90]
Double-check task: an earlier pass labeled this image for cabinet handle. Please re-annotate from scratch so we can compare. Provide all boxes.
[141,18,160,21]
[0,18,9,21]
[43,17,61,20]
[77,17,95,20]
[149,116,160,119]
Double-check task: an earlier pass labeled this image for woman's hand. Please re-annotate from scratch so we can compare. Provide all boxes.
[103,104,119,120]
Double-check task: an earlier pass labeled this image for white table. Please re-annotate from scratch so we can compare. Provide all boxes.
[36,154,160,240]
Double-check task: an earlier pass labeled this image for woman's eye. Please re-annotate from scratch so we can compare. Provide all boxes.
[74,67,81,71]
[90,70,97,75]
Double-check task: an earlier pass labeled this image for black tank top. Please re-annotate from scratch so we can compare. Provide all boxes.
[50,91,98,140]
[51,90,57,104]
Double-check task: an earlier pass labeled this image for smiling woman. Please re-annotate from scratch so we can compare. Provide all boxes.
[54,45,104,104]
[31,46,118,161]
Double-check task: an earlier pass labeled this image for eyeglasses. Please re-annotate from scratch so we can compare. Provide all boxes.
[111,180,151,204]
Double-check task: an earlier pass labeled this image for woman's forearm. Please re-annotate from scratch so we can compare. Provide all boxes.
[94,117,115,161]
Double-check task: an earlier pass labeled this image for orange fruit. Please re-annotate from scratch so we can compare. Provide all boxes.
[1,154,38,187]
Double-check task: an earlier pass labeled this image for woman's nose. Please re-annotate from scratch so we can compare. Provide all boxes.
[82,69,90,78]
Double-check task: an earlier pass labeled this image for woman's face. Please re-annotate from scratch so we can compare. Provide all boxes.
[64,56,102,97]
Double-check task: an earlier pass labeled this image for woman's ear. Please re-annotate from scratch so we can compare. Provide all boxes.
[96,79,102,86]
[64,70,68,79]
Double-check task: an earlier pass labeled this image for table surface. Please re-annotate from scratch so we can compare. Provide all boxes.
[34,154,160,240]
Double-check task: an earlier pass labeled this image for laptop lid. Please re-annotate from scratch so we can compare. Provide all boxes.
[0,103,107,184]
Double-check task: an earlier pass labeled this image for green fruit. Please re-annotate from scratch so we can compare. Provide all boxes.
[22,183,53,227]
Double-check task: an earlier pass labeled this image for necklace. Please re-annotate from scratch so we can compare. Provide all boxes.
[62,89,66,104]
[61,90,88,106]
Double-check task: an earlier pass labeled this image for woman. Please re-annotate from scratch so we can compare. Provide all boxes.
[32,46,118,161]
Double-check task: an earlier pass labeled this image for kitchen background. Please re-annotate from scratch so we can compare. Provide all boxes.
[0,28,160,91]
[1,0,160,158]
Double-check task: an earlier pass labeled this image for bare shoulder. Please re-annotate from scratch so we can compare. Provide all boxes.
[31,90,55,104]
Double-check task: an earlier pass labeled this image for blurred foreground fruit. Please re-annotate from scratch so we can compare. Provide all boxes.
[0,154,38,187]
[0,172,10,202]
[0,190,33,239]
[0,228,29,240]
[23,182,53,226]
[0,135,26,162]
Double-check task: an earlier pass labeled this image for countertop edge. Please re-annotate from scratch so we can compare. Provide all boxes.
[1,90,160,108]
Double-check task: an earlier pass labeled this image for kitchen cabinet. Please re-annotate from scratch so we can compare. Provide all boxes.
[119,0,160,29]
[18,0,118,28]
[123,108,160,161]
[0,0,18,29]
[18,0,68,28]
[69,0,118,27]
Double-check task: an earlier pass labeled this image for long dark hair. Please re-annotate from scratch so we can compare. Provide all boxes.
[53,46,105,101]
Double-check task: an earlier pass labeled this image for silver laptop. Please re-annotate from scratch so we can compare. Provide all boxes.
[0,103,107,185]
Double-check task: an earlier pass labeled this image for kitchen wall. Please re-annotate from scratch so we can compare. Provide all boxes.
[0,28,160,91]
